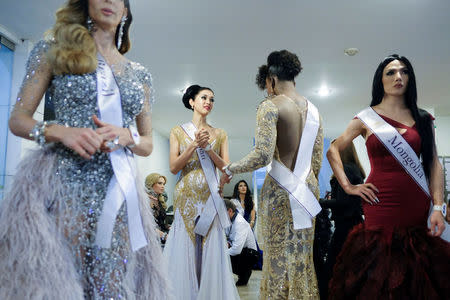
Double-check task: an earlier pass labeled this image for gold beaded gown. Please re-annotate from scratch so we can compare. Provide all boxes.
[163,126,240,300]
[228,99,323,299]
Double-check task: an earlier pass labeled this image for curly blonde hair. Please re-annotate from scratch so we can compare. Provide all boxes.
[47,0,132,75]
[145,173,168,210]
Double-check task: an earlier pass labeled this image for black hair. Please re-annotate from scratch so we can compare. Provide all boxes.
[255,65,269,90]
[182,84,213,110]
[255,50,302,90]
[232,180,254,215]
[371,54,435,180]
[267,50,302,80]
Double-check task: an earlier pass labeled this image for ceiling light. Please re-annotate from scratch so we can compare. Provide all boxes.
[317,86,331,97]
[344,48,359,56]
[176,83,192,95]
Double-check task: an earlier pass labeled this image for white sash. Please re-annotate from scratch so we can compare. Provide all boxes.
[180,122,231,236]
[94,54,147,251]
[268,100,322,229]
[357,107,430,197]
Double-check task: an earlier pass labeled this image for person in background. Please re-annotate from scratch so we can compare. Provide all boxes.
[319,142,365,299]
[231,180,256,229]
[225,199,258,286]
[145,173,170,243]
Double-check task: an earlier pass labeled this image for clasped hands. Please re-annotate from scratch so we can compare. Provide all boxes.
[193,128,210,149]
[60,115,133,159]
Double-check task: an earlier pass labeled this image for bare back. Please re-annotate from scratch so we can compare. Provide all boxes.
[271,94,308,171]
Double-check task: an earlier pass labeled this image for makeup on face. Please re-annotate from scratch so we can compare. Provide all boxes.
[382,60,409,95]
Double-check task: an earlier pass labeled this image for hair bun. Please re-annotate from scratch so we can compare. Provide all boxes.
[267,50,302,81]
[182,85,202,110]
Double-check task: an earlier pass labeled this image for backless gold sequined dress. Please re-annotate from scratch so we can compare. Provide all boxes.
[229,98,323,299]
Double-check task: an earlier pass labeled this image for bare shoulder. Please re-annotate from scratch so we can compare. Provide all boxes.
[345,117,367,138]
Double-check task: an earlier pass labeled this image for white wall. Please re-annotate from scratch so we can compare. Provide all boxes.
[435,116,450,156]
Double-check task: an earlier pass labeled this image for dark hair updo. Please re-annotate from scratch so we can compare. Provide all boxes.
[255,50,302,90]
[182,84,213,110]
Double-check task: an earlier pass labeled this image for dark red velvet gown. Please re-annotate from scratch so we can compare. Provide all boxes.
[329,115,450,300]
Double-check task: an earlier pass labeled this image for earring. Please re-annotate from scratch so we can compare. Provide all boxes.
[86,16,94,32]
[117,16,127,50]
[264,91,274,99]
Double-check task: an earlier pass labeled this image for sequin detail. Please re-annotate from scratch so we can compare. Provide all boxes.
[14,39,156,298]
[171,126,226,244]
[229,99,324,299]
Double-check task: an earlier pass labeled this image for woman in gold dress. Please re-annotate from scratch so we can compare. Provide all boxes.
[221,50,323,299]
[164,85,239,300]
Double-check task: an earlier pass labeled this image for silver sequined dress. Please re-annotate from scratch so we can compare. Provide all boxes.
[0,40,171,299]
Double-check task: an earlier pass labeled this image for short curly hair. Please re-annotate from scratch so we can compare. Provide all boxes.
[255,50,302,90]
[267,50,302,81]
[255,64,269,90]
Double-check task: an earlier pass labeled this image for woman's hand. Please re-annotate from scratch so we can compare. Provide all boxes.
[93,115,133,152]
[429,210,445,237]
[53,125,103,159]
[194,128,210,149]
[219,173,231,196]
[344,183,379,205]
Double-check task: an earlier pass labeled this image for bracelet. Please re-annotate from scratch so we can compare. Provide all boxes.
[203,143,212,151]
[29,121,57,147]
[222,164,233,178]
[433,203,447,217]
[127,125,141,149]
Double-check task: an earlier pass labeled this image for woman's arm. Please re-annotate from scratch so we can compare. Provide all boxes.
[249,209,256,229]
[9,40,102,159]
[326,118,378,204]
[206,129,230,170]
[428,125,446,236]
[228,100,278,174]
[169,128,208,174]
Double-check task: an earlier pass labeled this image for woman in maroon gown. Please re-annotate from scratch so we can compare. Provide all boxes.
[327,54,449,300]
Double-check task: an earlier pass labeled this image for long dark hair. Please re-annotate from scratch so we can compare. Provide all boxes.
[232,180,254,214]
[371,54,435,180]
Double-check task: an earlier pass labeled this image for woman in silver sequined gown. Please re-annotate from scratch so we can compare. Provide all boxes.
[0,1,170,299]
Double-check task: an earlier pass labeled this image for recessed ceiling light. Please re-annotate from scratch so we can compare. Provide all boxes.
[344,48,359,56]
[316,86,331,97]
